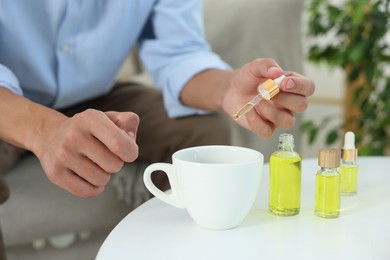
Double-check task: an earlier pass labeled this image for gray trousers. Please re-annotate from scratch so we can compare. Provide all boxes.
[0,210,5,260]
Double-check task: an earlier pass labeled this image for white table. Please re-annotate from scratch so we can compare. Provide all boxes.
[97,156,390,260]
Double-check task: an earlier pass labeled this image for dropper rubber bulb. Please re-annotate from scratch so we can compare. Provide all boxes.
[343,131,355,149]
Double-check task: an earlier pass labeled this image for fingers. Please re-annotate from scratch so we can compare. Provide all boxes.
[231,60,316,138]
[241,101,295,139]
[39,109,141,199]
[279,73,315,97]
[232,58,285,93]
[78,135,125,173]
[255,101,296,129]
[75,133,125,174]
[271,92,308,113]
[45,139,112,196]
[246,58,284,80]
[104,111,140,162]
[59,170,105,199]
[243,94,304,135]
[242,59,315,98]
[75,109,139,162]
[244,109,276,138]
[45,150,107,198]
[68,153,112,187]
[105,111,139,138]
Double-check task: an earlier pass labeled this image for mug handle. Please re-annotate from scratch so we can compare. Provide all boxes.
[143,163,184,209]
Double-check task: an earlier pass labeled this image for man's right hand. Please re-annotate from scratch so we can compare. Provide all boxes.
[0,87,140,198]
[34,109,140,198]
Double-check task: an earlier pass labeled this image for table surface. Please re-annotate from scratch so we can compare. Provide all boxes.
[97,156,390,260]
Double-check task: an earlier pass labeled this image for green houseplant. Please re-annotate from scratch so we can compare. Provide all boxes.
[303,0,390,155]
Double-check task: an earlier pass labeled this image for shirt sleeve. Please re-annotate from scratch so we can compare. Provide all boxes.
[138,0,231,118]
[0,64,23,95]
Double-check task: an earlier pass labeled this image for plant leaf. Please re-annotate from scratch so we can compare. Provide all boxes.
[326,129,339,145]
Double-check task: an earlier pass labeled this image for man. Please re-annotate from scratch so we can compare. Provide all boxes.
[0,1,314,258]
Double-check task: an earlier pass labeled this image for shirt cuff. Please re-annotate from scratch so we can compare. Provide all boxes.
[0,65,22,95]
[162,52,231,118]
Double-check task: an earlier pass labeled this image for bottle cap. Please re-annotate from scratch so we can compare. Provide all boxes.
[257,75,285,100]
[342,131,358,161]
[318,148,341,168]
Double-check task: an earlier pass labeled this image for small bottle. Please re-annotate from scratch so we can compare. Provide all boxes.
[340,131,358,196]
[315,148,341,218]
[269,133,302,216]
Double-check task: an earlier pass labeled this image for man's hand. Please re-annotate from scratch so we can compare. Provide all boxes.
[34,109,139,198]
[223,58,315,138]
[181,58,315,139]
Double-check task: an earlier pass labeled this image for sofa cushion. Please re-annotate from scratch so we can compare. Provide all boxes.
[0,155,149,246]
[0,141,27,205]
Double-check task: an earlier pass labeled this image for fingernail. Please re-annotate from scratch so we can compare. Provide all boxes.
[127,131,136,141]
[268,66,281,73]
[285,79,295,90]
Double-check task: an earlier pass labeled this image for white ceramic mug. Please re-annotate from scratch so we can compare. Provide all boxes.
[143,145,263,230]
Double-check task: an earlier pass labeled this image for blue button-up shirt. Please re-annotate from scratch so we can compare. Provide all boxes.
[0,0,230,117]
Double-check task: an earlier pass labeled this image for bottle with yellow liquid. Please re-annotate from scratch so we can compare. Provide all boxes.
[315,148,341,218]
[269,133,302,216]
[340,131,358,196]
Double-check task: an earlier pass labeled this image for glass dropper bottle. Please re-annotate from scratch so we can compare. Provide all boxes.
[315,148,341,219]
[233,75,285,120]
[340,131,358,196]
[269,133,302,216]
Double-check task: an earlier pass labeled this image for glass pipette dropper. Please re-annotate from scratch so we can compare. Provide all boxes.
[233,75,286,120]
[232,93,264,121]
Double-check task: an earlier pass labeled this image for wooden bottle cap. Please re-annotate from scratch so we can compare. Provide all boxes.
[318,148,341,168]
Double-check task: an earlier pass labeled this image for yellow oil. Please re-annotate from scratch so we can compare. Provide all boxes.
[233,102,255,120]
[269,152,301,216]
[339,165,357,196]
[315,173,340,218]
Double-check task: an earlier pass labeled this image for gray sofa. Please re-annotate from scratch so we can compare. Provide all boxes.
[0,0,304,259]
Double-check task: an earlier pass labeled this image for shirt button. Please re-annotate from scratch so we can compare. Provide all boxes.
[61,44,71,52]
